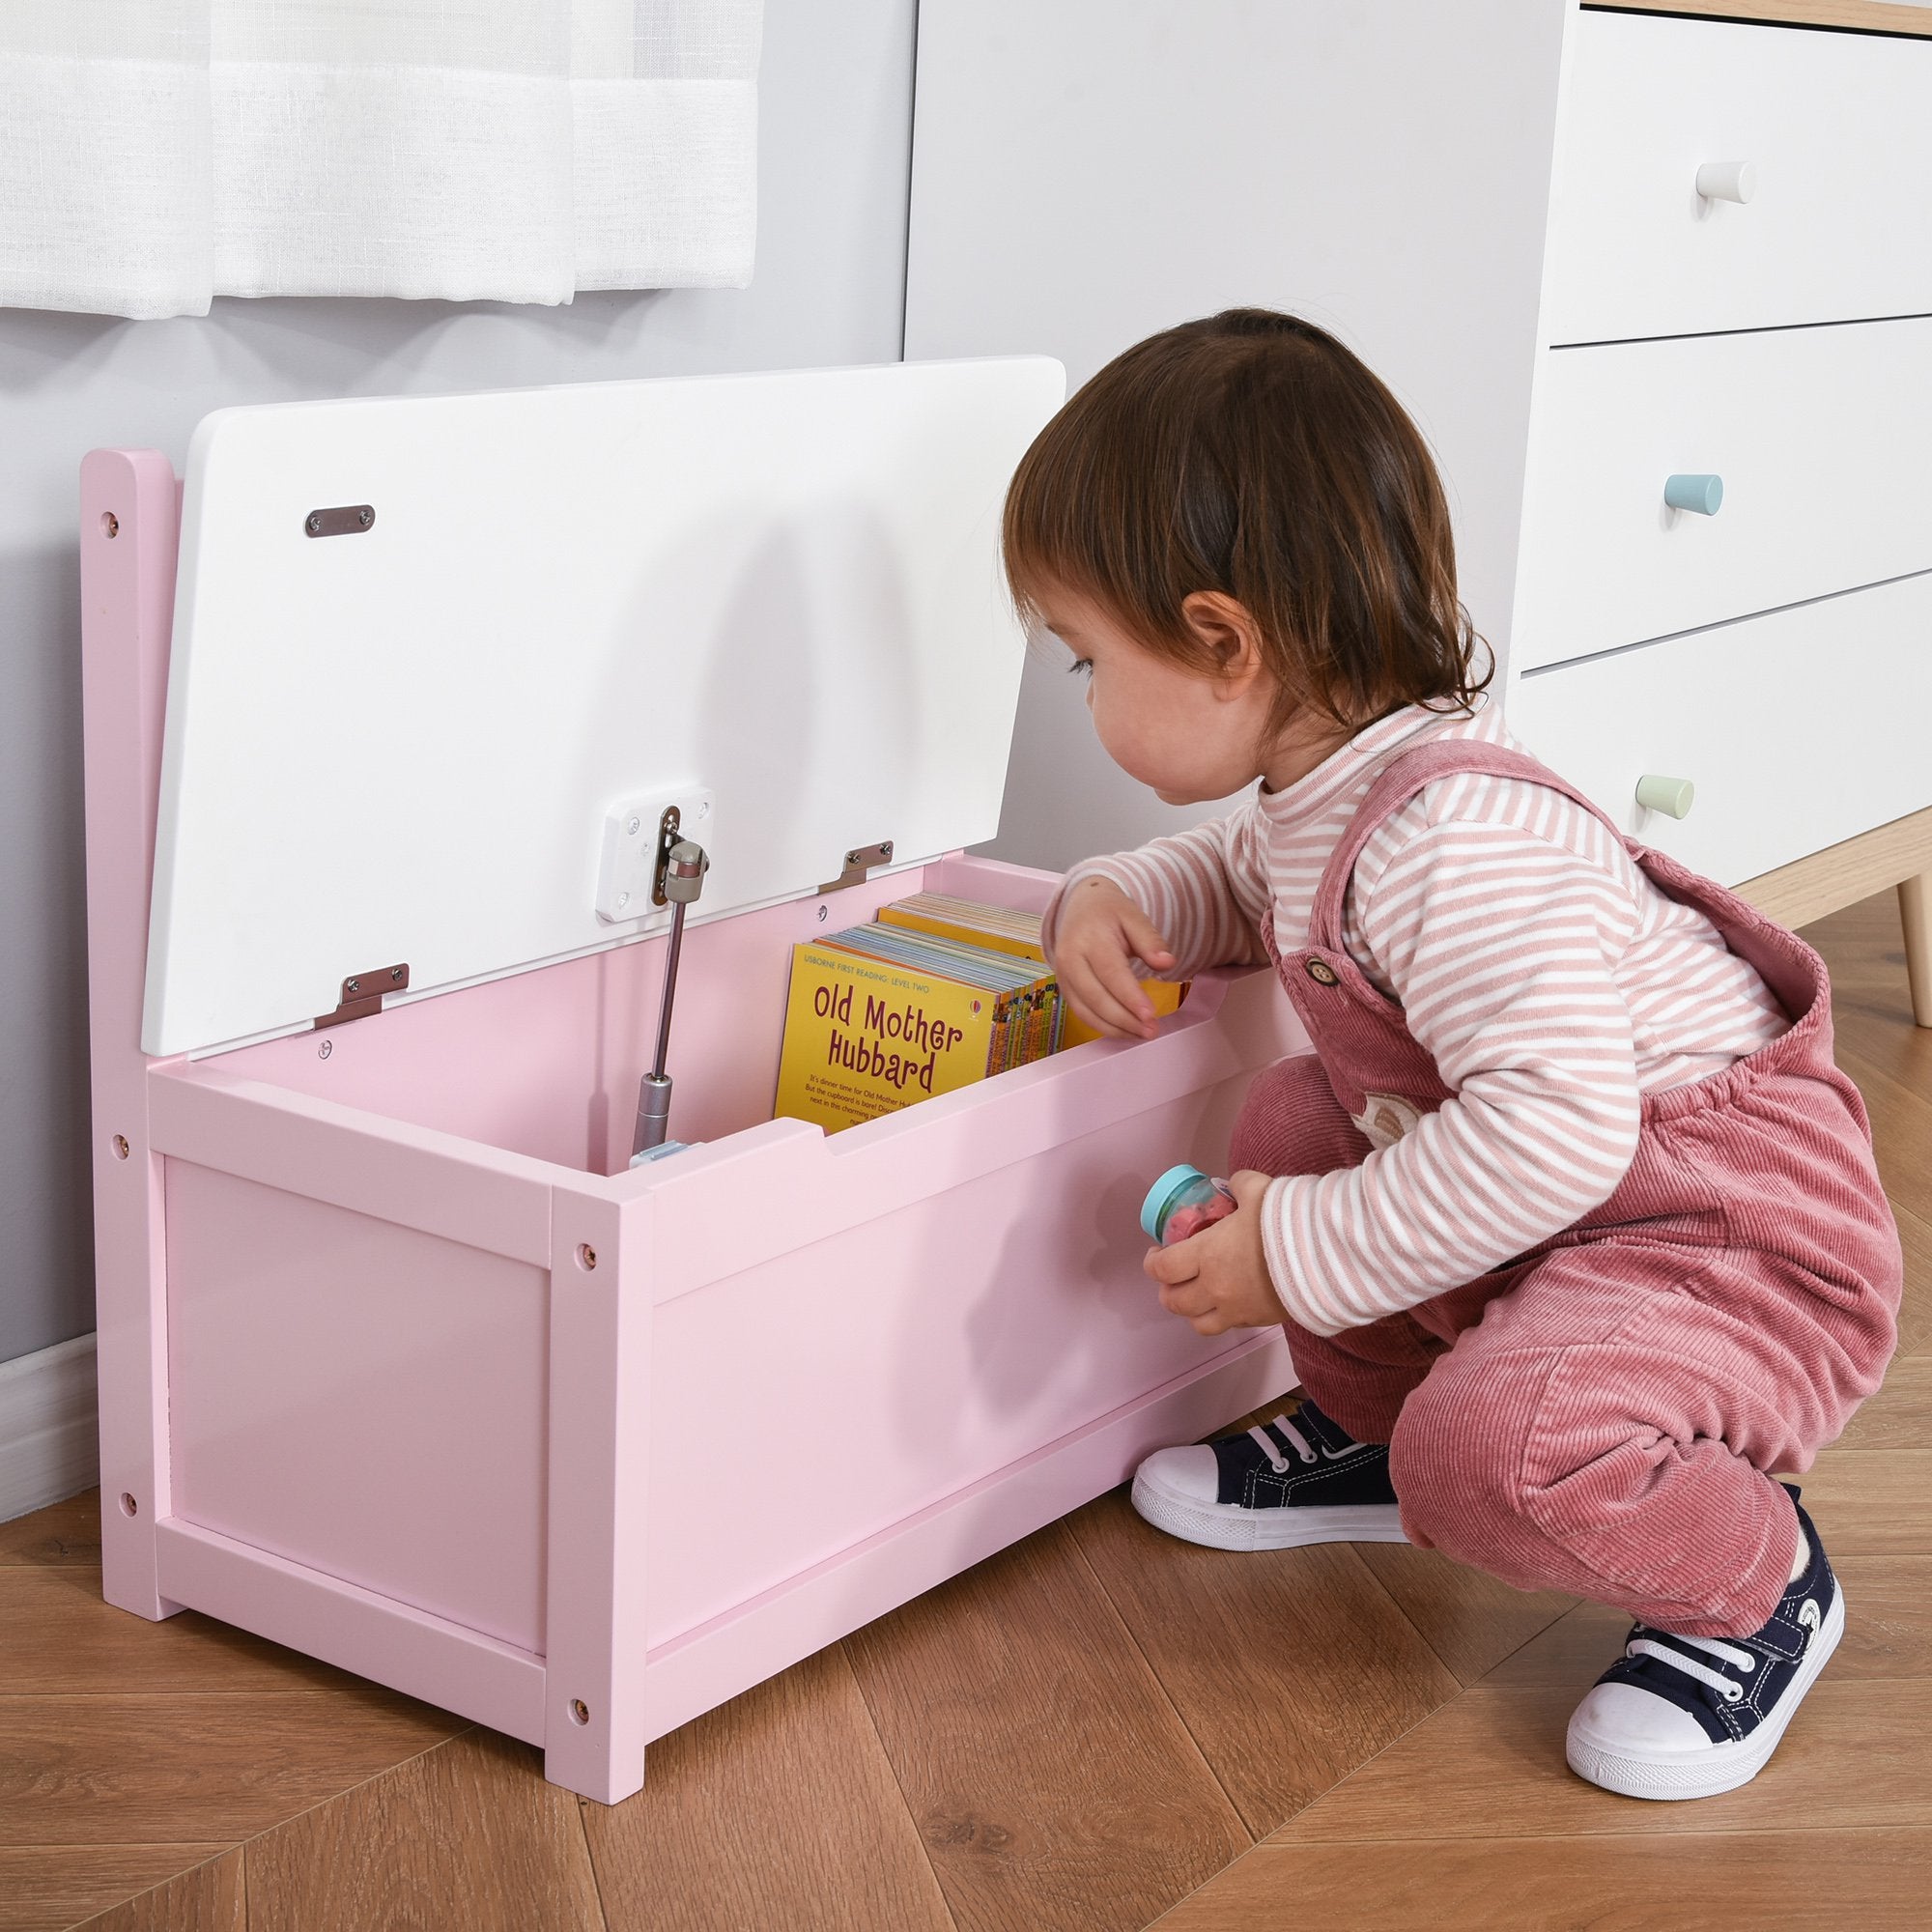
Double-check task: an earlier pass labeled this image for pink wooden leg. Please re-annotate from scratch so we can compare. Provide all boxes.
[79,449,185,1621]
[1901,872,1932,1030]
[544,1185,654,1803]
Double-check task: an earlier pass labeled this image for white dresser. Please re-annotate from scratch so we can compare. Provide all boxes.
[906,0,1932,1022]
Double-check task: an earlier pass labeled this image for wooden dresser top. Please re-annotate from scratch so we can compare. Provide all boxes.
[1597,1,1932,36]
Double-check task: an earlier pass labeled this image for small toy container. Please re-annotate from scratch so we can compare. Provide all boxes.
[1141,1164,1237,1246]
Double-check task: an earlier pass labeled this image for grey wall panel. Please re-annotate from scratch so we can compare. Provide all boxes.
[0,0,918,1363]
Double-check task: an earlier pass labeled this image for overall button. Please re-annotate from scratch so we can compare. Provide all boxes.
[1304,958,1340,986]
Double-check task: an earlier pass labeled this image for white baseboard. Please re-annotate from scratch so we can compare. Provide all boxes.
[0,1333,99,1523]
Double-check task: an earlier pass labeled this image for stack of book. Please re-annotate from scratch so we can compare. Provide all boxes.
[876,892,1186,1049]
[772,892,1189,1134]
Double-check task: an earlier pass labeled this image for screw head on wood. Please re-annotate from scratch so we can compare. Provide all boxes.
[112,1134,130,1160]
[100,511,119,538]
[577,1243,598,1271]
[119,1492,138,1518]
[319,1039,332,1060]
[569,1698,590,1726]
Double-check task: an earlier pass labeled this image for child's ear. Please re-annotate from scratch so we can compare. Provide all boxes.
[1179,591,1266,698]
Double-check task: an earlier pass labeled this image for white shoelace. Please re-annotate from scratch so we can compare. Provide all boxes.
[1249,1414,1317,1473]
[1626,1632,1759,1704]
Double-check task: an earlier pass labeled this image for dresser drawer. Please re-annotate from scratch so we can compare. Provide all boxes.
[1506,568,1932,887]
[1545,10,1932,345]
[1513,316,1932,671]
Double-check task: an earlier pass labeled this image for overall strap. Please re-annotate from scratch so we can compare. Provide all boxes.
[1307,734,1628,949]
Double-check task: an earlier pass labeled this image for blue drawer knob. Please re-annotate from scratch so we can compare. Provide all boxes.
[1635,775,1695,820]
[1664,472,1723,516]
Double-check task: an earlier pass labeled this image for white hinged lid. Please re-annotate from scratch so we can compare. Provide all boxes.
[142,356,1065,1056]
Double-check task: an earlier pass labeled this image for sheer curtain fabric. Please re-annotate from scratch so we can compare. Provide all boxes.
[0,0,761,318]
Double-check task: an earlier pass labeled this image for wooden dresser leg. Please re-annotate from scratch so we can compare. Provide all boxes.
[1901,872,1932,1030]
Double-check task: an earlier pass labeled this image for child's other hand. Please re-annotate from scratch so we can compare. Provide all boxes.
[1055,877,1177,1040]
[1143,1172,1285,1334]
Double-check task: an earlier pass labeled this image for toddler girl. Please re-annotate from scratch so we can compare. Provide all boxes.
[1015,309,1901,1802]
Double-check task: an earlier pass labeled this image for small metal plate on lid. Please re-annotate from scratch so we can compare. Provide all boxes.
[303,503,376,538]
[142,357,1065,1056]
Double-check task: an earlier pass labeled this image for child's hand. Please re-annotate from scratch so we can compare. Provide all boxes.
[1143,1172,1285,1334]
[1055,877,1178,1040]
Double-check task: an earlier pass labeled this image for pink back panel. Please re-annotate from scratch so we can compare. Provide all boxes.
[212,948,611,1173]
[165,1160,552,1653]
[212,859,972,1177]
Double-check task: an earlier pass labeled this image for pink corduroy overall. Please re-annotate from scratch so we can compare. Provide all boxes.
[1229,738,1902,1638]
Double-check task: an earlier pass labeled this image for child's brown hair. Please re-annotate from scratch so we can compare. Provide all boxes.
[1002,308,1490,737]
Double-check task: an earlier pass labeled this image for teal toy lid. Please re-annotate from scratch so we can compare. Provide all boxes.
[1141,1163,1209,1242]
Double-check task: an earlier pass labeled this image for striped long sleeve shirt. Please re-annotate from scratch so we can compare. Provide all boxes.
[1041,700,1790,1337]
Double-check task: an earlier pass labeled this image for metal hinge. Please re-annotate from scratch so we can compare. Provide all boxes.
[818,838,895,895]
[316,962,410,1029]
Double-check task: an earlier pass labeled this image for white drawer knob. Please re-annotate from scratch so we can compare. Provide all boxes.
[1635,775,1695,820]
[1695,160,1756,205]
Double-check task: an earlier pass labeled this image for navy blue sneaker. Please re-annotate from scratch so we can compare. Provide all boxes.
[1130,1398,1406,1550]
[1567,1487,1843,1801]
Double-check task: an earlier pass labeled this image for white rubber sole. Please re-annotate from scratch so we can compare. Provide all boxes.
[1130,1468,1407,1551]
[1566,1585,1845,1802]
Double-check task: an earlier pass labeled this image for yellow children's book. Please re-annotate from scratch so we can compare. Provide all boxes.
[877,892,1188,1048]
[773,923,1063,1134]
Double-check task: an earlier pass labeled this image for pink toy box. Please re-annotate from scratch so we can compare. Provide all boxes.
[81,359,1300,1804]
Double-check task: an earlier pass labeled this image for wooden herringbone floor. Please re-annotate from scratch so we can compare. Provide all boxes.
[4,890,1928,1932]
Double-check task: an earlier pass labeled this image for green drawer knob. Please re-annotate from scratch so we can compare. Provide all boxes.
[1635,775,1695,819]
[1664,473,1723,516]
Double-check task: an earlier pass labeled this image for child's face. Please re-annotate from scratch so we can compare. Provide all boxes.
[1033,582,1283,806]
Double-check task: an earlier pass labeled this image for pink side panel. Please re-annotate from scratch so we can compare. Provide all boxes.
[150,1063,554,1264]
[642,1328,1294,1740]
[543,1187,653,1804]
[156,1518,547,1745]
[80,449,185,1619]
[165,1160,552,1654]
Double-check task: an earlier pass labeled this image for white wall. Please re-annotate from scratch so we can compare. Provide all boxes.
[0,0,919,1366]
[906,0,1571,872]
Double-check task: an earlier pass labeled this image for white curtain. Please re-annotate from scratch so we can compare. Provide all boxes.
[0,0,762,318]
